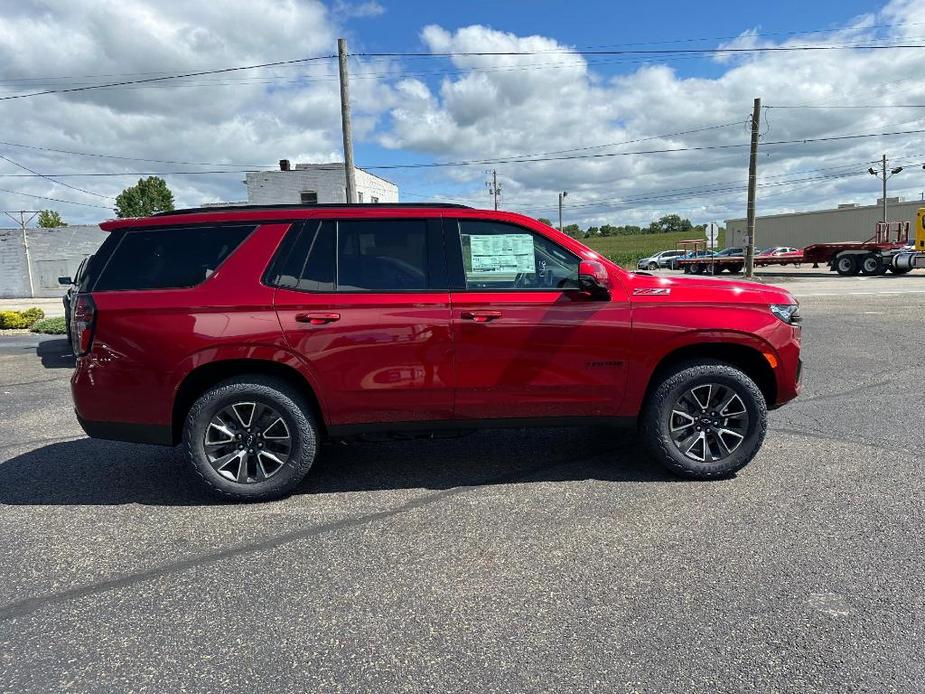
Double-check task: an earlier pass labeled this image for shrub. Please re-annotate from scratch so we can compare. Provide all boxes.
[30,316,67,335]
[0,307,46,329]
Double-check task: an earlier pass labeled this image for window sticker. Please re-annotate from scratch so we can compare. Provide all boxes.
[467,234,535,274]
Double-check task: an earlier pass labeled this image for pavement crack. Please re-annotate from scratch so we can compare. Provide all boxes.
[0,444,617,623]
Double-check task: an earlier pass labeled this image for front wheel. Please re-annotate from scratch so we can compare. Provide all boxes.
[183,376,319,501]
[640,361,768,479]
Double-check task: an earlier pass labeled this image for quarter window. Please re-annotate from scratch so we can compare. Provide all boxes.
[94,225,254,291]
[456,220,580,290]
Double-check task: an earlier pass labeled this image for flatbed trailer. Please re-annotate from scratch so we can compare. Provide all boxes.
[675,252,801,274]
[802,220,924,276]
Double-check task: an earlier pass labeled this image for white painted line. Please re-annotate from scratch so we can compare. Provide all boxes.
[796,289,925,297]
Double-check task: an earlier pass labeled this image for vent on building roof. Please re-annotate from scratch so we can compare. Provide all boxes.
[837,203,857,208]
[279,159,291,171]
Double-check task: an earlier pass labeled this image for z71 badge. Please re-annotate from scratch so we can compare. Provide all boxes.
[633,287,671,296]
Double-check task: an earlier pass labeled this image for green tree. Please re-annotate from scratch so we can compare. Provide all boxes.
[599,224,616,237]
[537,217,554,227]
[650,214,693,233]
[37,210,66,228]
[115,176,175,218]
[562,223,581,238]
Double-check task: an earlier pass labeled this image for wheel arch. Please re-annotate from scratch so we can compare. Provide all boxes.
[642,341,777,411]
[171,358,326,445]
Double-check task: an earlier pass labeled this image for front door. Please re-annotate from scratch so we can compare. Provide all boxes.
[446,218,631,421]
[274,217,453,427]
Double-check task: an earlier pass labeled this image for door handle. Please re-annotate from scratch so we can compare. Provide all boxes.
[295,312,341,325]
[460,310,502,323]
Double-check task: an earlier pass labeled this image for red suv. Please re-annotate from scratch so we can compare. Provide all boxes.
[70,204,801,501]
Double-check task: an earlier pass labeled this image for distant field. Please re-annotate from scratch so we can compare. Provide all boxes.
[582,229,726,268]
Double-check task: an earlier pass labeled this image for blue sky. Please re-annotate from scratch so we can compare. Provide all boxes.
[1,0,923,227]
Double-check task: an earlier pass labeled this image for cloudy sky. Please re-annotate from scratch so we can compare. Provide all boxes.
[1,0,925,228]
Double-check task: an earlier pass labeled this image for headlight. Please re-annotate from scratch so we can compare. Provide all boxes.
[770,303,801,324]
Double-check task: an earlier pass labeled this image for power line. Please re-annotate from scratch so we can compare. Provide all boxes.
[356,43,925,59]
[0,186,112,209]
[1,123,923,178]
[0,55,337,101]
[768,104,925,109]
[0,153,114,200]
[0,139,272,168]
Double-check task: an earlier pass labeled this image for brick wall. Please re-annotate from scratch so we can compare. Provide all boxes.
[0,225,108,298]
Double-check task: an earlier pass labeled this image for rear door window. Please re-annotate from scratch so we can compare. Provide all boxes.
[268,218,445,292]
[336,219,429,291]
[93,224,254,291]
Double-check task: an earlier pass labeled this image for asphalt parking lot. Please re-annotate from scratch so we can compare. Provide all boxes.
[1,275,924,693]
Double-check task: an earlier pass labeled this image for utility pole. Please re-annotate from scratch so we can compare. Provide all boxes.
[337,38,357,204]
[485,169,502,210]
[868,154,903,223]
[744,97,761,279]
[3,210,39,298]
[881,153,888,223]
[558,191,568,232]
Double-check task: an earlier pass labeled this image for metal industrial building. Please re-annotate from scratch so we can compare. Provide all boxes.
[726,198,924,248]
[0,225,106,298]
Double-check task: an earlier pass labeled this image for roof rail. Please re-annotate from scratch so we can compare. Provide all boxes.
[152,202,473,217]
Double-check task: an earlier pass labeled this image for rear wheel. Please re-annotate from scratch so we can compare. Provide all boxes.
[640,361,768,479]
[859,253,882,276]
[690,263,704,275]
[183,376,318,502]
[835,253,859,276]
[728,263,743,274]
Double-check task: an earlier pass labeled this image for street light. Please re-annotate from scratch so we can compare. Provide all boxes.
[869,155,903,223]
[558,191,568,232]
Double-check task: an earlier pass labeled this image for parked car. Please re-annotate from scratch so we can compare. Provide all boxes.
[58,256,89,345]
[715,247,745,257]
[668,250,715,270]
[637,249,686,270]
[758,246,799,256]
[758,246,802,266]
[70,204,802,501]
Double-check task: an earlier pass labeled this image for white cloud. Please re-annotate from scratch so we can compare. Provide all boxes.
[378,4,925,227]
[333,1,385,19]
[2,0,925,230]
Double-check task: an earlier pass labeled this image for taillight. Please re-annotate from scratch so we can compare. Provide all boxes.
[71,294,97,356]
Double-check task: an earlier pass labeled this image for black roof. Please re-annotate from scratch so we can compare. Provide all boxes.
[153,202,473,217]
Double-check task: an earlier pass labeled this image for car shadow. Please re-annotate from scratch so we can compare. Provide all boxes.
[36,338,75,369]
[0,426,685,507]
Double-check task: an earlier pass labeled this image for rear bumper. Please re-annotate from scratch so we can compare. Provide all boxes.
[75,411,173,446]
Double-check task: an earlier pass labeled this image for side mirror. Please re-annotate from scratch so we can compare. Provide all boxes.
[58,276,73,286]
[578,259,611,300]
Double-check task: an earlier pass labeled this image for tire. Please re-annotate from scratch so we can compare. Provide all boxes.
[835,253,858,276]
[859,253,882,276]
[640,360,768,480]
[183,375,319,502]
[648,262,658,271]
[728,263,743,274]
[690,263,704,275]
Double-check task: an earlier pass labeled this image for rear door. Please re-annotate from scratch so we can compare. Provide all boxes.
[273,217,454,428]
[446,218,632,421]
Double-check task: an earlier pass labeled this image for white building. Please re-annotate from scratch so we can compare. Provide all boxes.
[245,161,398,205]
